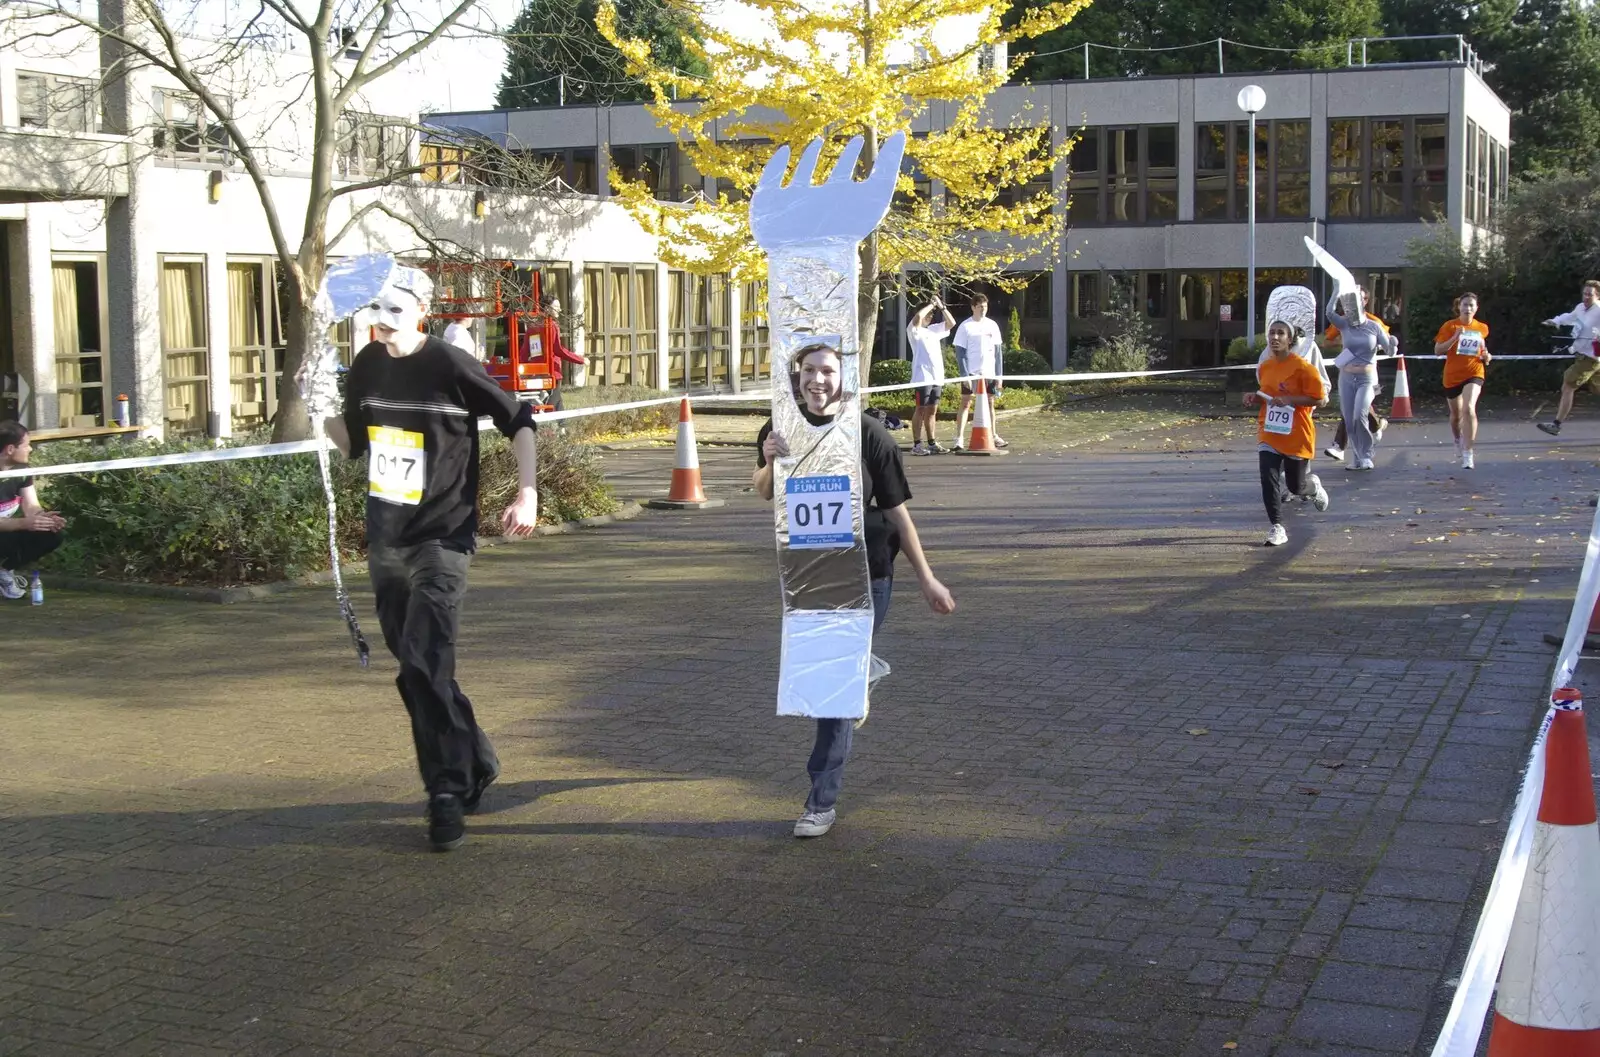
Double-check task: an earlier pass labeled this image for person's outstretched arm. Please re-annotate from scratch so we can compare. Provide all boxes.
[882,504,955,614]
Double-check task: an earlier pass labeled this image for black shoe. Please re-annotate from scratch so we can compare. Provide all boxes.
[1537,421,1562,436]
[428,793,465,851]
[463,761,500,815]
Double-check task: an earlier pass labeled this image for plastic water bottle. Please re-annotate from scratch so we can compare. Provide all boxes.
[29,571,42,606]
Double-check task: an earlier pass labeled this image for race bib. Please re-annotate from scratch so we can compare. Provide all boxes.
[785,474,853,549]
[1456,330,1483,356]
[1263,401,1295,436]
[368,426,426,505]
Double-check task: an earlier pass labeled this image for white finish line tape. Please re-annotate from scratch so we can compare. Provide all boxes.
[1428,497,1600,1056]
[1,353,1575,481]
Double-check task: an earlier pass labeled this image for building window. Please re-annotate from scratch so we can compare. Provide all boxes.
[227,259,288,431]
[668,270,732,388]
[1178,272,1215,321]
[155,89,230,161]
[336,111,409,177]
[610,145,674,199]
[51,258,107,428]
[1072,273,1099,318]
[741,279,770,382]
[583,264,657,387]
[533,148,598,194]
[419,141,465,184]
[17,72,97,133]
[1145,272,1168,318]
[1068,125,1178,226]
[1328,116,1449,221]
[1195,121,1309,221]
[160,258,210,435]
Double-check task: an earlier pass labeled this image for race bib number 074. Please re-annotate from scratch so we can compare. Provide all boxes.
[785,474,853,549]
[368,426,426,506]
[1456,330,1483,356]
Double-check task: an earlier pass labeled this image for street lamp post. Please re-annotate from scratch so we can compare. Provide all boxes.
[1237,84,1266,353]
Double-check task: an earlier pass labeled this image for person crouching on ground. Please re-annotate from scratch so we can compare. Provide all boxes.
[753,342,956,838]
[1244,321,1330,547]
[0,421,65,599]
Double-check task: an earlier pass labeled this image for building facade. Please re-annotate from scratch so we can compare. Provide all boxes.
[0,16,1511,438]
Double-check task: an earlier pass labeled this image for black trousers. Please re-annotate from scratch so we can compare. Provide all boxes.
[368,539,498,798]
[1260,450,1309,525]
[1333,409,1382,448]
[0,529,61,571]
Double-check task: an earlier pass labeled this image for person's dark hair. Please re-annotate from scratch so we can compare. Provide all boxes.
[0,420,26,452]
[970,294,988,308]
[1584,280,1600,296]
[1454,292,1479,314]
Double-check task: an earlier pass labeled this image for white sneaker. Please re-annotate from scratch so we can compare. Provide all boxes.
[1324,444,1344,461]
[793,809,836,838]
[0,570,22,601]
[1462,450,1475,469]
[1309,474,1330,512]
[1265,524,1288,547]
[1374,418,1388,442]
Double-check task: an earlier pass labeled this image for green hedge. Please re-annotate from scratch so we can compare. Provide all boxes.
[33,426,617,588]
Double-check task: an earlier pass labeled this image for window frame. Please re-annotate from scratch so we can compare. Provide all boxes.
[335,110,411,178]
[158,255,211,436]
[17,70,99,133]
[1193,119,1310,222]
[583,263,658,387]
[1067,124,1179,227]
[154,88,231,162]
[1325,115,1451,222]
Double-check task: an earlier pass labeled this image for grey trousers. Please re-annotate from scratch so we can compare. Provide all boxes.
[1340,369,1377,466]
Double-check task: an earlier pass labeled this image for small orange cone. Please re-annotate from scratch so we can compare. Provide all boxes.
[1486,687,1600,1056]
[956,380,1006,457]
[646,398,724,510]
[1388,355,1415,421]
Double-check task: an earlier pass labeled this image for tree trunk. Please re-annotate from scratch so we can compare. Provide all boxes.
[271,294,317,442]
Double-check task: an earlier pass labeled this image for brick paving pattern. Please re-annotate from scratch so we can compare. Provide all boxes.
[1,404,1594,1055]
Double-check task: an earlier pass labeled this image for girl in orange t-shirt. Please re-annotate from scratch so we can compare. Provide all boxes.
[1432,293,1491,469]
[1244,320,1330,546]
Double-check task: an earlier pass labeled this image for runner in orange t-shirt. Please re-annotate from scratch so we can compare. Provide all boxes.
[1433,292,1491,469]
[1244,320,1331,546]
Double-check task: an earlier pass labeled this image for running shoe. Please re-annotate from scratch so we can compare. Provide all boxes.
[0,570,21,601]
[995,437,1010,449]
[1265,524,1288,547]
[1309,474,1330,512]
[1350,460,1374,471]
[793,809,836,838]
[951,443,965,453]
[929,442,950,454]
[1462,450,1475,470]
[1374,418,1388,442]
[910,443,929,456]
[1323,444,1344,461]
[427,793,465,851]
[1537,421,1562,436]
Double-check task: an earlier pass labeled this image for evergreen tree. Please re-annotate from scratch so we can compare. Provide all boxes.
[497,0,708,108]
[1472,0,1600,173]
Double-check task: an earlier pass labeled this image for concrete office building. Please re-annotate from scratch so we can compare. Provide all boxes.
[437,49,1512,370]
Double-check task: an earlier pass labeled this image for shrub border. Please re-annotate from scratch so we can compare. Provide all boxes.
[41,502,645,604]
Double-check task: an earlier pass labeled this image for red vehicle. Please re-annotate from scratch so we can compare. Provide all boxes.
[424,262,572,412]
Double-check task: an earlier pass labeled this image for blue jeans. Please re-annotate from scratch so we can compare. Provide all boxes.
[805,577,893,813]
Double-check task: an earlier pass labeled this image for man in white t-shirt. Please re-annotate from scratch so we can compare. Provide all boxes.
[952,295,1007,450]
[442,320,477,358]
[1537,280,1600,436]
[907,297,955,455]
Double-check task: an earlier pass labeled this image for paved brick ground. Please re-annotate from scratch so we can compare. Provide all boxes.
[2,402,1596,1056]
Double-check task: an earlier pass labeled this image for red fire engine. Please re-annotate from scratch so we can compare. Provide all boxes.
[424,261,571,412]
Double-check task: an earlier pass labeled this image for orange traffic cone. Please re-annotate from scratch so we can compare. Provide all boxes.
[646,398,724,510]
[956,380,1006,456]
[1486,687,1600,1055]
[1388,355,1415,421]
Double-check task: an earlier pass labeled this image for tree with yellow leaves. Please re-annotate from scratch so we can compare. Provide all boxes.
[597,0,1091,354]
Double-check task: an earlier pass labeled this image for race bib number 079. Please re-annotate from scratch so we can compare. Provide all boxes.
[1263,402,1295,436]
[368,426,426,506]
[785,474,853,549]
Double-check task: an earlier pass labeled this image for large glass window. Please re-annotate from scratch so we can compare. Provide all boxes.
[51,259,106,428]
[1072,273,1099,319]
[17,71,97,133]
[1178,272,1216,322]
[335,111,409,177]
[610,145,674,198]
[741,279,770,382]
[1068,125,1178,226]
[155,89,230,161]
[1328,116,1449,221]
[583,264,658,387]
[1194,121,1309,221]
[667,270,733,389]
[160,259,210,435]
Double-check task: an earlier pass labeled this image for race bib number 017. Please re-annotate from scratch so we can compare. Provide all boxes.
[368,425,426,506]
[785,474,853,549]
[1456,330,1483,356]
[1263,401,1295,436]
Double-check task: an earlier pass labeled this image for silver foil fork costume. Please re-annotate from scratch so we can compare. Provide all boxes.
[301,252,403,667]
[749,133,906,718]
